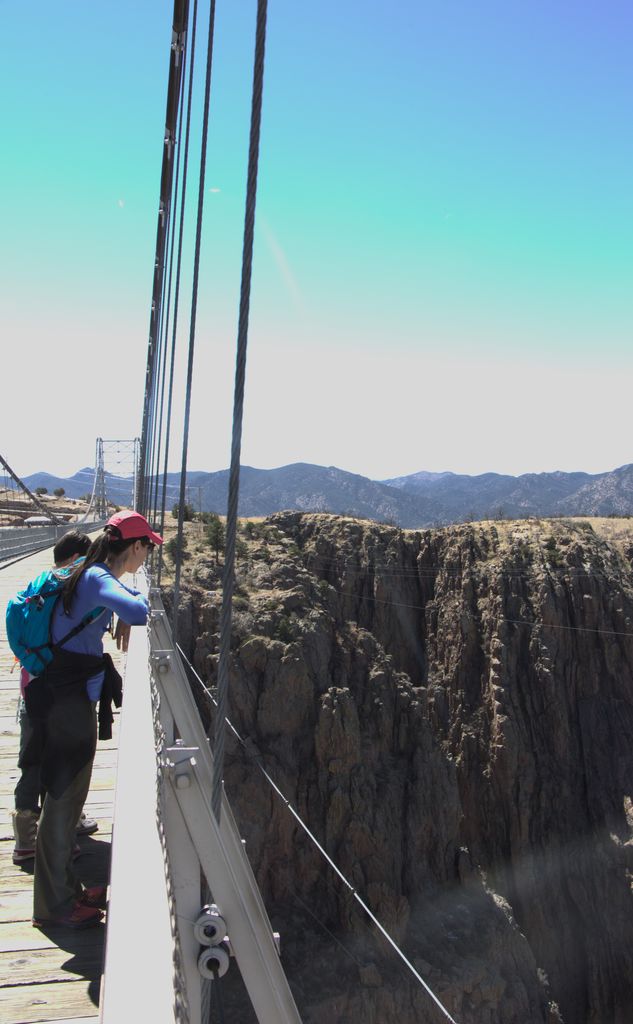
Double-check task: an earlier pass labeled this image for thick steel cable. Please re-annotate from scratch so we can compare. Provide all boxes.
[211,0,268,824]
[0,453,61,524]
[1,469,9,527]
[158,0,199,586]
[211,968,226,1024]
[2,470,9,526]
[201,979,212,1023]
[173,0,218,641]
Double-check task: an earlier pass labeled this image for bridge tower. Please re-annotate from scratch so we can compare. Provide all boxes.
[96,438,140,513]
[94,438,108,518]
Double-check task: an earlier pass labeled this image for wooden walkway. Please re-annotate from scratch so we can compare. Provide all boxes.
[0,548,123,1024]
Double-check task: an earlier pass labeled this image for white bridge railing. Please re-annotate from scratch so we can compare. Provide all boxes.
[0,521,108,564]
[101,573,302,1024]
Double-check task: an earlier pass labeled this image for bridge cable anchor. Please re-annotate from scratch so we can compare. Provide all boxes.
[163,741,199,789]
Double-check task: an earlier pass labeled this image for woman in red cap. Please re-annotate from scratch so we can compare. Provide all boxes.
[29,510,162,929]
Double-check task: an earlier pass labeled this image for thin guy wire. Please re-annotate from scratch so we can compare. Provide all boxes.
[305,553,631,578]
[322,582,633,638]
[212,0,268,825]
[305,561,633,588]
[173,0,218,642]
[280,892,363,968]
[178,644,460,1024]
[158,0,197,584]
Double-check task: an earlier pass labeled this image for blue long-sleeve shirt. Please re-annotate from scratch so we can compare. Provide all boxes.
[51,563,149,700]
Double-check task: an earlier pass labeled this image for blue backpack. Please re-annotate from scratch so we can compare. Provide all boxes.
[5,565,103,676]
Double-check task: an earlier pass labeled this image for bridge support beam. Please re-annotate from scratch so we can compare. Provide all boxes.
[101,575,301,1024]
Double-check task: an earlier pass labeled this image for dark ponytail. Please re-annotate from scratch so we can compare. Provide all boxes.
[61,525,138,614]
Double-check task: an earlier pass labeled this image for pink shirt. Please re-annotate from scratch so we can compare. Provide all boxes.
[19,666,31,697]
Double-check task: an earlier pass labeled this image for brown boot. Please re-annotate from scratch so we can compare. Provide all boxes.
[11,809,38,864]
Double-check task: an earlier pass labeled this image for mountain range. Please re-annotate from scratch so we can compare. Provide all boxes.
[23,462,633,528]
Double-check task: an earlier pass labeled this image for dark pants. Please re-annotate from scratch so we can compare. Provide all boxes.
[15,699,45,813]
[33,695,97,920]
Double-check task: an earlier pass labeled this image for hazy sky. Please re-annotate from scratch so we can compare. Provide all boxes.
[2,1,632,482]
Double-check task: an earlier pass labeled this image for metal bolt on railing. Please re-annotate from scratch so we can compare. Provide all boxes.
[151,651,172,673]
[163,742,198,789]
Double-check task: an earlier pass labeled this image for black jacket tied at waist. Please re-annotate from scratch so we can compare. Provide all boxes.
[24,650,123,799]
[96,654,123,740]
[25,649,123,752]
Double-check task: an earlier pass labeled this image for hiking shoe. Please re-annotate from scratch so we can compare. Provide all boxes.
[12,845,35,865]
[80,885,108,909]
[11,809,38,864]
[33,903,104,930]
[76,812,98,836]
[14,842,81,865]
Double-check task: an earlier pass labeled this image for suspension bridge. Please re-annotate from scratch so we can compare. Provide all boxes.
[0,2,462,1023]
[0,440,140,567]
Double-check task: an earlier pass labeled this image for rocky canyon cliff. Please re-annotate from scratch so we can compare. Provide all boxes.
[170,513,633,1024]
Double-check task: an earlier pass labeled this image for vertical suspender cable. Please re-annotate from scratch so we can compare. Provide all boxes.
[173,0,218,640]
[211,0,268,824]
[139,0,190,514]
[149,222,174,519]
[147,215,172,520]
[141,247,164,511]
[157,0,200,586]
[139,348,153,512]
[150,261,170,522]
[151,34,189,529]
[145,321,159,510]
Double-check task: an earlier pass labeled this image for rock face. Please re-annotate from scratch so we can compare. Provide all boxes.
[179,513,633,1024]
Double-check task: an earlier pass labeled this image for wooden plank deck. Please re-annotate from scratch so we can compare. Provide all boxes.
[0,548,123,1024]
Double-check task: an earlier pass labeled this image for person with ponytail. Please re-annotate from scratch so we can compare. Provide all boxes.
[30,510,162,930]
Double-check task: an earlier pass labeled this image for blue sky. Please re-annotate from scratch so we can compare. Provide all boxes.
[2,1,632,481]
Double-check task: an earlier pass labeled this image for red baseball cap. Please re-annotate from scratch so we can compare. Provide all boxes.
[106,510,163,545]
